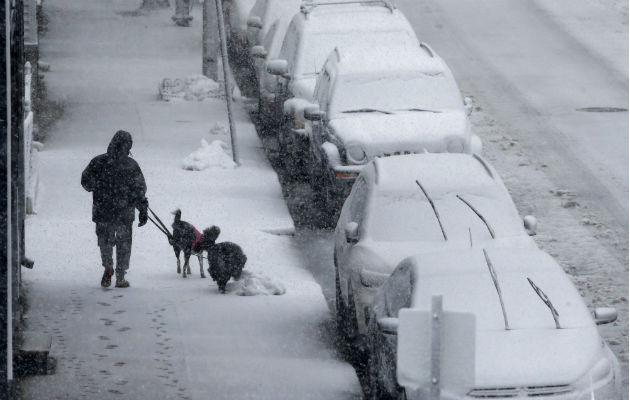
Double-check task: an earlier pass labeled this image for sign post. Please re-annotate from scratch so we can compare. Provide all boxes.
[397,296,476,399]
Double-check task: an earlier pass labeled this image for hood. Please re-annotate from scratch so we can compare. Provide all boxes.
[472,326,602,388]
[289,76,317,100]
[107,130,133,160]
[404,247,600,388]
[328,111,470,160]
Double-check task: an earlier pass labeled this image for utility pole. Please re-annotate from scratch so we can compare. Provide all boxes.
[202,0,218,80]
[215,0,238,164]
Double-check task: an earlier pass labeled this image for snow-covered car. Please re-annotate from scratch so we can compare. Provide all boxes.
[246,0,301,51]
[305,45,480,211]
[250,16,292,127]
[366,247,622,399]
[265,0,419,161]
[225,0,258,96]
[334,154,538,344]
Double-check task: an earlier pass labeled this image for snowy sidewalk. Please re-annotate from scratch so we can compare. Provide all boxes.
[21,1,360,399]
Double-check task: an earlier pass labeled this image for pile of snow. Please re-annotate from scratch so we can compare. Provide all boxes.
[181,138,236,170]
[233,270,286,296]
[159,75,222,101]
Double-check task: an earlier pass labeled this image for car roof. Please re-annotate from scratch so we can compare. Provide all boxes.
[398,247,593,330]
[325,44,445,77]
[292,2,412,34]
[371,153,497,195]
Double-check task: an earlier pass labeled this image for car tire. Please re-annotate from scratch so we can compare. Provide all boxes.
[367,322,392,400]
[335,267,348,341]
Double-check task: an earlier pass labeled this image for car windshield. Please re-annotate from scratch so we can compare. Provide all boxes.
[330,72,463,115]
[295,30,415,77]
[367,191,526,243]
[368,192,446,242]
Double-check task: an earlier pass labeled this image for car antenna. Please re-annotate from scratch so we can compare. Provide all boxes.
[469,227,473,248]
[457,194,495,238]
[527,277,561,329]
[416,179,447,240]
[483,249,509,330]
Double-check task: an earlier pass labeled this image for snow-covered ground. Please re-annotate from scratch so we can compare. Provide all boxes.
[20,1,360,399]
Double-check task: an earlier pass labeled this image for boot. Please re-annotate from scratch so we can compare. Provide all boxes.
[101,268,114,288]
[115,272,130,288]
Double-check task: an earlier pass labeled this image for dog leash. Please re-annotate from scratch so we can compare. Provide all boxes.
[147,207,173,240]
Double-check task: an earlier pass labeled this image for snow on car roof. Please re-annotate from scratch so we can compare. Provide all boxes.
[297,3,413,34]
[327,45,445,77]
[401,247,593,330]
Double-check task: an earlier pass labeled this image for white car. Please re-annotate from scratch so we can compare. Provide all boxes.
[334,154,537,343]
[367,247,622,399]
[250,15,293,127]
[305,45,480,212]
[246,0,302,51]
[265,0,419,158]
[224,0,258,96]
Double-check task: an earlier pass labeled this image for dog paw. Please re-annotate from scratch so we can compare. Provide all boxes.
[200,275,206,278]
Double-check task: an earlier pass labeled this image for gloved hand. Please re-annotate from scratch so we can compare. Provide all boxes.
[138,198,148,227]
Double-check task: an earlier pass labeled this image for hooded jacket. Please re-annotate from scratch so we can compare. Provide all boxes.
[81,131,147,224]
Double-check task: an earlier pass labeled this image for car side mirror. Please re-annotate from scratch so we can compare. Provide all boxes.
[266,59,288,76]
[523,215,537,236]
[377,317,399,335]
[464,97,473,116]
[247,16,263,29]
[345,221,359,244]
[304,105,325,122]
[593,307,617,325]
[251,45,267,59]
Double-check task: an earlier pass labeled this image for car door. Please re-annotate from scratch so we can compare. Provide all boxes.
[273,23,300,122]
[335,177,369,298]
[309,68,332,169]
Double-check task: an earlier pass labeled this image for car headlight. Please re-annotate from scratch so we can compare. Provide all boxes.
[346,144,367,164]
[446,137,465,153]
[573,348,621,399]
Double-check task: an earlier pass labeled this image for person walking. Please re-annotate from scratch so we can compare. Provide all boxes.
[81,130,149,288]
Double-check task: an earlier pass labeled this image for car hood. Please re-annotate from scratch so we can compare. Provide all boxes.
[404,247,600,388]
[471,326,602,388]
[328,111,471,159]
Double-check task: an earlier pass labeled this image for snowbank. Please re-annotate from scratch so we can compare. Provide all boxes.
[159,74,222,101]
[181,138,236,171]
[233,270,286,296]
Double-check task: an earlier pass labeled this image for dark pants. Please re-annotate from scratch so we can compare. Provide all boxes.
[96,222,132,276]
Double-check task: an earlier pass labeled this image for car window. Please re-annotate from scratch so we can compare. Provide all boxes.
[250,0,265,21]
[383,264,413,317]
[329,72,463,115]
[367,191,445,242]
[279,23,300,74]
[315,70,332,111]
[349,177,368,225]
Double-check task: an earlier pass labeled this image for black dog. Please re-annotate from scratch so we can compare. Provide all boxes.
[170,209,205,278]
[196,226,247,293]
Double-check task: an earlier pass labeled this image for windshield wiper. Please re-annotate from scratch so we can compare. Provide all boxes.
[341,108,392,115]
[416,180,447,241]
[456,195,495,239]
[399,108,441,113]
[483,249,510,330]
[527,278,561,329]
